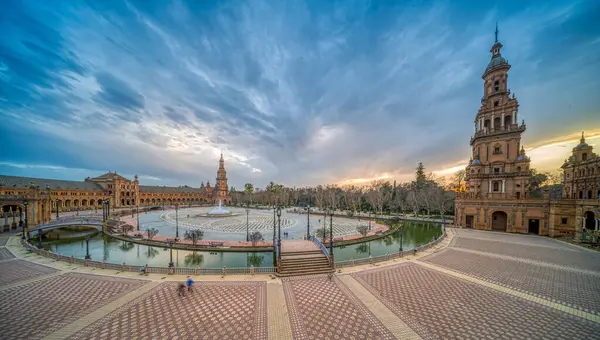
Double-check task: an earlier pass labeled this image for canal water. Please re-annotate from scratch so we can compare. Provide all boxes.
[42,220,441,268]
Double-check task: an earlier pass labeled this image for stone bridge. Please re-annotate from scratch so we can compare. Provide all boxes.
[29,216,116,234]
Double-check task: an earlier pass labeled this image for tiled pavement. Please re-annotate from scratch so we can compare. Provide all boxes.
[0,273,146,340]
[282,275,395,340]
[0,259,58,286]
[451,236,600,272]
[0,247,15,261]
[353,263,600,339]
[1,229,599,339]
[69,281,268,340]
[422,248,600,315]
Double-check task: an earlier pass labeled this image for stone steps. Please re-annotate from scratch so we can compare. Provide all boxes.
[277,252,333,277]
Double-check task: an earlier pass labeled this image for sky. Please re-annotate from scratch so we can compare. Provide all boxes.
[1,0,599,189]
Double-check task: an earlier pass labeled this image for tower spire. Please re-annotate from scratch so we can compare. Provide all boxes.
[495,22,499,42]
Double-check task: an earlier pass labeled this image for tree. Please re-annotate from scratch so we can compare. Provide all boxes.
[184,229,204,245]
[249,231,263,246]
[146,227,159,240]
[357,225,369,237]
[244,183,254,206]
[450,170,466,192]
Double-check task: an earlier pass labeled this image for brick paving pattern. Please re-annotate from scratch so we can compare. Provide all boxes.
[0,234,9,246]
[0,273,146,340]
[0,247,15,261]
[423,248,600,315]
[0,259,57,286]
[453,229,574,249]
[353,263,600,340]
[452,237,600,272]
[282,275,395,340]
[70,281,268,340]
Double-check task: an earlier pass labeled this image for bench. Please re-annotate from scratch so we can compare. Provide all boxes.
[209,241,224,247]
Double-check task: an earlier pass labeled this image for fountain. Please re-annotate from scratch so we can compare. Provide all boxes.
[207,200,232,217]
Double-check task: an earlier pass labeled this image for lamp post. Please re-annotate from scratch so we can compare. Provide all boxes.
[22,200,28,240]
[272,202,276,245]
[56,199,59,219]
[368,210,372,231]
[306,205,311,239]
[276,207,282,260]
[329,208,334,258]
[168,239,174,268]
[175,204,179,239]
[246,209,250,242]
[136,205,140,231]
[38,230,43,249]
[85,235,91,260]
[399,230,403,256]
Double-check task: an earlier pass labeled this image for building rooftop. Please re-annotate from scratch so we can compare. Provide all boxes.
[0,175,103,191]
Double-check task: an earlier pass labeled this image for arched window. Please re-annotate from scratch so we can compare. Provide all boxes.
[494,80,500,92]
[582,153,587,161]
[493,182,499,192]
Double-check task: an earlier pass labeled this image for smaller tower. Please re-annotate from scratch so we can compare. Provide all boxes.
[215,152,229,199]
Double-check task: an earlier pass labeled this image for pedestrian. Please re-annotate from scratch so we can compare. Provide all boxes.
[186,276,195,293]
[178,283,186,297]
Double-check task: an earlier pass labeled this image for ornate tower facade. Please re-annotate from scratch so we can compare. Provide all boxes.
[215,152,229,200]
[465,26,531,200]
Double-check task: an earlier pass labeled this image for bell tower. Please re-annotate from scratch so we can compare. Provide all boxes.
[465,25,532,200]
[215,151,229,199]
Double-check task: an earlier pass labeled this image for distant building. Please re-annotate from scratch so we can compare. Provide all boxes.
[455,27,600,239]
[0,153,231,231]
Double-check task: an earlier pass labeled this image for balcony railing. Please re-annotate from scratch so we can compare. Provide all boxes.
[471,123,526,144]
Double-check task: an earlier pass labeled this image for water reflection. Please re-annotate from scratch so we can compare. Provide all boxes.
[44,221,441,267]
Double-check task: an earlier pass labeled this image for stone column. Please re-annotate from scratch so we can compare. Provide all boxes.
[501,112,505,128]
[512,110,516,125]
[474,121,478,133]
[502,180,506,193]
[488,181,492,194]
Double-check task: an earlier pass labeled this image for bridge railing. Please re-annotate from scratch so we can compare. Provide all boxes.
[334,228,447,268]
[21,239,275,275]
[311,235,330,263]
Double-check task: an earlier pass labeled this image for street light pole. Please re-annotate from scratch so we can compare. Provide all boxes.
[399,230,403,256]
[56,200,59,219]
[246,209,250,242]
[38,231,43,249]
[329,208,334,258]
[168,239,174,267]
[85,235,91,260]
[276,207,282,260]
[175,204,179,239]
[272,202,276,245]
[22,200,28,240]
[306,205,311,240]
[136,205,140,231]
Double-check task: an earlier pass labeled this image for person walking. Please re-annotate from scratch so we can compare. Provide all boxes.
[186,276,195,293]
[178,283,186,297]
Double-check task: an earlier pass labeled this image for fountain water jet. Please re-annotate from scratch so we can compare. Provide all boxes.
[207,200,232,217]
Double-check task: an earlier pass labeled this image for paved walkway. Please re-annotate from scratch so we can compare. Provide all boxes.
[1,228,599,339]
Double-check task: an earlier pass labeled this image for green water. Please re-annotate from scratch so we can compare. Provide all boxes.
[42,221,442,268]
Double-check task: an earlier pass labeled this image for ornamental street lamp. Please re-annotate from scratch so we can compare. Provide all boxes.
[136,205,140,231]
[22,200,28,240]
[56,199,60,219]
[276,207,282,260]
[272,202,276,245]
[175,204,179,239]
[329,208,334,258]
[85,235,91,260]
[38,230,43,249]
[399,230,404,256]
[246,209,250,242]
[168,239,174,268]
[306,205,311,240]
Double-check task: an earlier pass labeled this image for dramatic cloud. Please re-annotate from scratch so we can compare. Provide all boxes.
[1,0,599,188]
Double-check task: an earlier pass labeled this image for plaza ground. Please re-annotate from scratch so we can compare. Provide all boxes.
[1,228,599,339]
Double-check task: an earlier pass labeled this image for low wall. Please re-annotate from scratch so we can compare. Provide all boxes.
[21,239,275,275]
